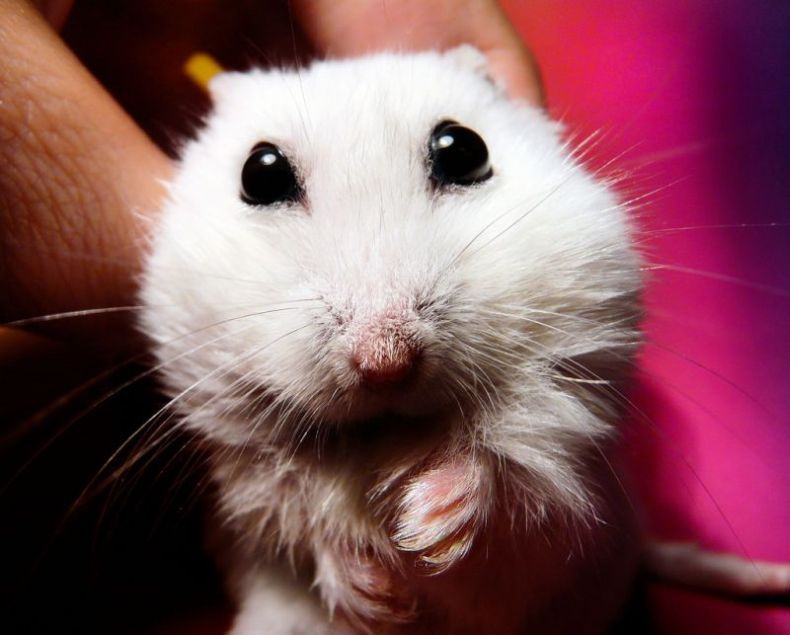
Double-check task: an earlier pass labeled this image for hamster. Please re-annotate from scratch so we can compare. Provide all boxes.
[138,48,785,634]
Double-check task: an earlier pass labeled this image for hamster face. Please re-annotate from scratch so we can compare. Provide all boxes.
[141,50,641,452]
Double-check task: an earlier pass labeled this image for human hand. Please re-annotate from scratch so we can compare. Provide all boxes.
[292,0,543,104]
[0,0,171,345]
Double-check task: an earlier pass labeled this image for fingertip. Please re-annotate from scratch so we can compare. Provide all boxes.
[485,46,546,107]
[30,0,73,31]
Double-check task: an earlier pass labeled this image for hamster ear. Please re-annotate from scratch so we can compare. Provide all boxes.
[441,45,491,78]
[207,72,242,104]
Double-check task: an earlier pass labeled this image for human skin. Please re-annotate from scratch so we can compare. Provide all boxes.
[0,0,542,349]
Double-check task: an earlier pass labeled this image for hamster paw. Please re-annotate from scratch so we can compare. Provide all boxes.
[315,547,417,628]
[229,572,348,635]
[391,455,488,572]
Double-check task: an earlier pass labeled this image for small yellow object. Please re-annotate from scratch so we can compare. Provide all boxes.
[184,53,225,92]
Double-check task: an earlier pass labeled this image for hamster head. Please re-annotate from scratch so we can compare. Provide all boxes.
[140,48,642,450]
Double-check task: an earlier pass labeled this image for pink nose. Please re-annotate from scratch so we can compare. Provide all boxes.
[352,334,419,385]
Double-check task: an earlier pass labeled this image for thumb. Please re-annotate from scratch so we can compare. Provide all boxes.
[0,0,171,344]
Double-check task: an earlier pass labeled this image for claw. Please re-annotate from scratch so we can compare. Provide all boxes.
[392,455,489,572]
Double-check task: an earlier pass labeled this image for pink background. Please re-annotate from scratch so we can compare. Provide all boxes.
[502,1,790,632]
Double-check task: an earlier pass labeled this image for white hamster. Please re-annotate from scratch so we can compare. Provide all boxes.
[138,48,784,634]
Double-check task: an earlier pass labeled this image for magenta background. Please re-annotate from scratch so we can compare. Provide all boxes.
[501,1,790,632]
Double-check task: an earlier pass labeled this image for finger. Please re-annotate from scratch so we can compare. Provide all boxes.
[483,43,544,107]
[291,0,544,104]
[0,1,171,345]
[31,0,73,31]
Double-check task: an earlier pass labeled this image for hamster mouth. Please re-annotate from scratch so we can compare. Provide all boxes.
[322,379,454,425]
[226,358,481,452]
[249,381,458,455]
[343,410,449,442]
[285,409,454,458]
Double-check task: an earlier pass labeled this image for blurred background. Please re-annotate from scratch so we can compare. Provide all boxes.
[1,1,788,633]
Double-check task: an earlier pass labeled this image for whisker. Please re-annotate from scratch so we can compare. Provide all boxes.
[644,262,790,298]
[1,302,320,488]
[475,304,782,546]
[3,299,297,328]
[68,321,315,517]
[100,317,318,497]
[1,318,258,494]
[643,221,790,235]
[443,178,569,274]
[6,305,156,327]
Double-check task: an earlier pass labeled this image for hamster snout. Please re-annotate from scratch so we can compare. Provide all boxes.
[349,308,422,386]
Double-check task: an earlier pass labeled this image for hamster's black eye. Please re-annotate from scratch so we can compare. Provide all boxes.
[428,120,493,187]
[240,142,301,206]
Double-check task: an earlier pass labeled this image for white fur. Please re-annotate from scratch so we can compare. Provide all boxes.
[140,50,643,634]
